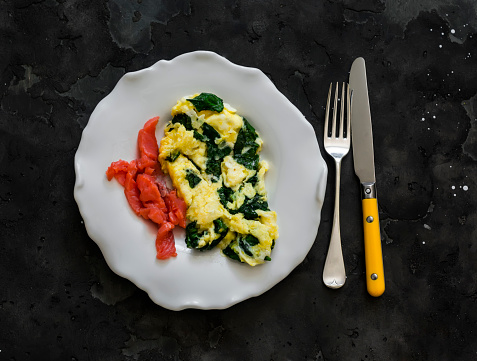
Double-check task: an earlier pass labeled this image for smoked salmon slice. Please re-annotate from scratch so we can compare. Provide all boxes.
[155,222,177,259]
[164,190,187,228]
[105,116,187,260]
[138,116,159,160]
[136,173,166,210]
[106,159,130,186]
[124,161,142,216]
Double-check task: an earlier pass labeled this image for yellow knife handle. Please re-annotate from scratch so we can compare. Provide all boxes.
[362,198,385,297]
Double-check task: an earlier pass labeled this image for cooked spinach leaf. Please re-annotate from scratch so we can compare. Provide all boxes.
[205,160,221,181]
[219,182,268,219]
[166,150,180,162]
[264,256,271,261]
[222,245,242,262]
[171,113,193,131]
[206,237,221,251]
[186,220,229,251]
[204,141,231,181]
[233,119,260,170]
[239,238,253,257]
[238,234,260,257]
[214,218,228,234]
[234,194,269,220]
[185,169,201,188]
[204,219,229,250]
[207,142,232,161]
[193,130,207,142]
[234,152,259,170]
[234,118,258,155]
[201,122,220,143]
[185,221,203,249]
[187,93,224,113]
[247,173,258,185]
[243,234,259,246]
[197,123,231,181]
[217,186,234,208]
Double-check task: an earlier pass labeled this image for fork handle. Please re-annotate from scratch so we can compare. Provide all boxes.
[361,197,385,297]
[323,160,346,289]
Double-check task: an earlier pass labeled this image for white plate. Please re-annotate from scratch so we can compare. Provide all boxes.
[74,51,327,310]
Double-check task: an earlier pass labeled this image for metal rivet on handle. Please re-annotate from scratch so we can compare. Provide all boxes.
[365,188,371,194]
[366,216,374,223]
[371,273,378,280]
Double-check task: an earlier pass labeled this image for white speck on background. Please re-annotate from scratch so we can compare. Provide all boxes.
[451,29,456,34]
[439,44,443,48]
[424,224,431,230]
[452,186,455,189]
[430,28,433,31]
[463,185,469,191]
[450,165,452,168]
[421,117,425,121]
[433,115,436,119]
[454,194,456,197]
[422,241,426,244]
[441,32,444,35]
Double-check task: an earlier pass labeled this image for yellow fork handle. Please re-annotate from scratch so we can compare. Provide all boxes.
[362,198,385,297]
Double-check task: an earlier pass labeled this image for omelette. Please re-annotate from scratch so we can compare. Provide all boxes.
[159,93,278,266]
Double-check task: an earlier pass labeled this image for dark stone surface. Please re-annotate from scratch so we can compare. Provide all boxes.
[1,0,476,360]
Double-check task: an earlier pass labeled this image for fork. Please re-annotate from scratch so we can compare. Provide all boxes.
[322,82,350,289]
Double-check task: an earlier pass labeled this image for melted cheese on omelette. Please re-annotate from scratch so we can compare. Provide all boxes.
[159,93,278,266]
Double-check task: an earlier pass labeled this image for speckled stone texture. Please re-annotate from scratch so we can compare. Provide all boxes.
[1,0,476,360]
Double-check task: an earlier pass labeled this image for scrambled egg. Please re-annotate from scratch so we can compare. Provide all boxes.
[159,93,278,266]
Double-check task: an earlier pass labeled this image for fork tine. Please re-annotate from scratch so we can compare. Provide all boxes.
[332,82,338,138]
[346,83,351,139]
[339,82,345,138]
[324,83,332,138]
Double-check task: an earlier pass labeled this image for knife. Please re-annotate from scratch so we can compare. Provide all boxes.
[349,57,385,297]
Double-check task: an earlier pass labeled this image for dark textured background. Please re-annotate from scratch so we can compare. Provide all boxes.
[1,0,477,360]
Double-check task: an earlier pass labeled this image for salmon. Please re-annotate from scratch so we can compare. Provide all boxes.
[155,222,177,259]
[105,116,188,261]
[144,163,162,176]
[123,161,142,215]
[144,204,168,225]
[138,116,159,160]
[156,181,187,228]
[136,173,166,210]
[164,190,187,228]
[137,155,157,172]
[136,173,168,226]
[106,159,130,186]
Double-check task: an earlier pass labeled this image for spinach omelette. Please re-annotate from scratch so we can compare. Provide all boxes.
[159,93,278,266]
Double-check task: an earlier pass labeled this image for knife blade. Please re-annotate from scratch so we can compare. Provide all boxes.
[349,57,385,297]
